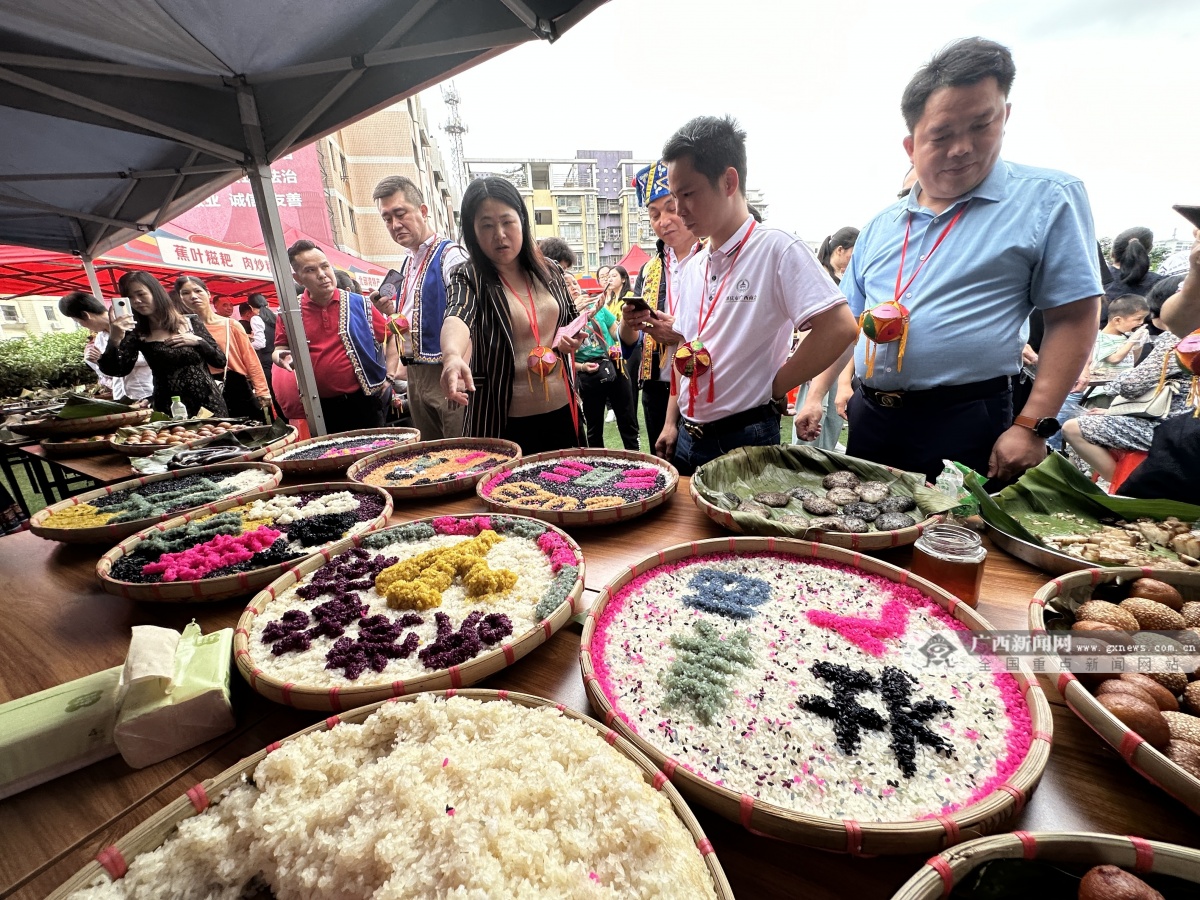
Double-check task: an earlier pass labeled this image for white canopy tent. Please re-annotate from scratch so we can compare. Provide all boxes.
[0,0,605,432]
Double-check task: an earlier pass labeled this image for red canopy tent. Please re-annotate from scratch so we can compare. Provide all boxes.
[617,244,652,279]
[0,228,387,308]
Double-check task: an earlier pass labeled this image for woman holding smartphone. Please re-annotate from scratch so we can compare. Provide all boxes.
[100,270,228,417]
[440,176,585,452]
[175,275,273,420]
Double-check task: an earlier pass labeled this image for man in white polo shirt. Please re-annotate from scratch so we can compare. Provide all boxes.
[655,115,859,475]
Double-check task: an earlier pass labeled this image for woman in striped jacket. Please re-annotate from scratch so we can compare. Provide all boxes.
[440,176,586,452]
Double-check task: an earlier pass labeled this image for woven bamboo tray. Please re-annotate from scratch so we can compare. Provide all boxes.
[234,514,584,711]
[580,536,1054,855]
[347,437,522,500]
[690,446,946,550]
[169,425,300,467]
[262,426,421,475]
[28,463,283,544]
[38,436,115,457]
[47,689,733,900]
[112,420,263,457]
[1030,567,1200,814]
[96,482,392,602]
[892,831,1200,899]
[8,407,150,438]
[478,448,679,527]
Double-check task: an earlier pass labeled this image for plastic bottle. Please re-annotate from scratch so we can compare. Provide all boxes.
[170,396,187,421]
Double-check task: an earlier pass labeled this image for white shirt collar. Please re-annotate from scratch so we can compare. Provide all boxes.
[712,215,755,258]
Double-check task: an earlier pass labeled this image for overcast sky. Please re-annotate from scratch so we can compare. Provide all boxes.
[422,0,1199,247]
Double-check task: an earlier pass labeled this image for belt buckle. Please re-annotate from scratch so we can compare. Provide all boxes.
[875,391,903,409]
[683,420,705,440]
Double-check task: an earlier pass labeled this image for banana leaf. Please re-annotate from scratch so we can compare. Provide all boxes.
[53,394,136,419]
[964,453,1200,565]
[691,444,956,535]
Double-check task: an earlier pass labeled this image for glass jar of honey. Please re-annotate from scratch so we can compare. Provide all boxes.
[911,524,987,607]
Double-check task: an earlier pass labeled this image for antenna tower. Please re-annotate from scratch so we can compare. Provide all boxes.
[440,82,470,191]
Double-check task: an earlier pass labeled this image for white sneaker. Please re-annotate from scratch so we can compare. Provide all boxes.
[605,409,616,422]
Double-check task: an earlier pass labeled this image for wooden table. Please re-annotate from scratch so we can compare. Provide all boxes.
[2,483,1196,900]
[13,444,135,505]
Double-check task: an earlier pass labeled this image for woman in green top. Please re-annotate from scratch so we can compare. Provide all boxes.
[574,298,640,449]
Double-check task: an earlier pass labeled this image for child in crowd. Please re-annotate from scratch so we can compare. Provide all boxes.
[1092,293,1149,373]
[1052,293,1150,449]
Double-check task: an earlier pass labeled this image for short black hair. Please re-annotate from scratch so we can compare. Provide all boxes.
[1107,293,1149,319]
[901,37,1016,132]
[372,175,424,206]
[287,239,320,267]
[1145,275,1184,318]
[661,115,748,197]
[335,269,355,292]
[538,237,576,269]
[58,291,105,319]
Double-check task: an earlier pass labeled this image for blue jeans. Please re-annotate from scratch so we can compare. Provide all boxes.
[1052,391,1084,451]
[673,413,781,476]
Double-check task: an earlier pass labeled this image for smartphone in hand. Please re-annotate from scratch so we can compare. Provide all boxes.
[112,297,133,319]
[622,295,652,313]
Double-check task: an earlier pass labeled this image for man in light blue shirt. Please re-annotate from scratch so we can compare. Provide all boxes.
[797,37,1102,483]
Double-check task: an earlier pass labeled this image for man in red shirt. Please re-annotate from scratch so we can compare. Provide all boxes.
[273,240,392,432]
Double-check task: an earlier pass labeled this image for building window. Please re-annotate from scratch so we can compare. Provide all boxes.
[559,222,582,241]
[534,209,553,226]
[596,198,610,215]
[339,154,349,180]
[556,196,581,214]
[45,305,57,320]
[2,305,19,323]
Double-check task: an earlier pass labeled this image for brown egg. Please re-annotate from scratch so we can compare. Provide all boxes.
[1120,674,1180,712]
[1096,680,1161,710]
[1129,578,1186,612]
[1078,865,1163,900]
[1097,694,1170,750]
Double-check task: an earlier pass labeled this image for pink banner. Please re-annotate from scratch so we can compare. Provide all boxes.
[170,145,334,249]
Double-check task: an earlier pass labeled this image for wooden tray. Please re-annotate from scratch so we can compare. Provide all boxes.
[580,536,1054,855]
[8,407,150,438]
[47,690,733,900]
[262,426,421,475]
[235,514,584,711]
[892,831,1200,899]
[478,448,679,527]
[38,436,114,457]
[28,463,282,544]
[1029,567,1200,814]
[96,482,392,602]
[347,437,521,500]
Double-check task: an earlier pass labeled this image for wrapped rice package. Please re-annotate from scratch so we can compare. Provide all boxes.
[0,666,123,800]
[114,622,235,769]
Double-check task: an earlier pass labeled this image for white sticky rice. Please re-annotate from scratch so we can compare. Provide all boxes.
[68,695,718,900]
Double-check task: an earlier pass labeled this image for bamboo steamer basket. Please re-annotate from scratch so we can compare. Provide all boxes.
[347,437,521,500]
[8,407,150,438]
[29,462,282,544]
[47,689,733,900]
[478,448,678,527]
[262,426,421,475]
[892,831,1200,899]
[235,514,584,711]
[1029,567,1200,814]
[580,536,1054,855]
[96,482,392,602]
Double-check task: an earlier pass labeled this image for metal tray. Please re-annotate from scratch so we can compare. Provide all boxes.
[984,522,1097,575]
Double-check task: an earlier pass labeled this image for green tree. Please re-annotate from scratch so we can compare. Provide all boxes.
[0,329,92,398]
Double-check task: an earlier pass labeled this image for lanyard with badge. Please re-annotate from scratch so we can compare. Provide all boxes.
[386,237,438,354]
[672,222,756,416]
[859,204,967,378]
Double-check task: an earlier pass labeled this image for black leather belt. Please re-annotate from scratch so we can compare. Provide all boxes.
[681,402,780,440]
[860,375,1011,410]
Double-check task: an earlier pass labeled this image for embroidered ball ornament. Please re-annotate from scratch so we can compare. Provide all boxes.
[1171,331,1200,417]
[674,340,712,379]
[860,301,909,344]
[858,301,910,378]
[527,345,558,377]
[390,313,410,333]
